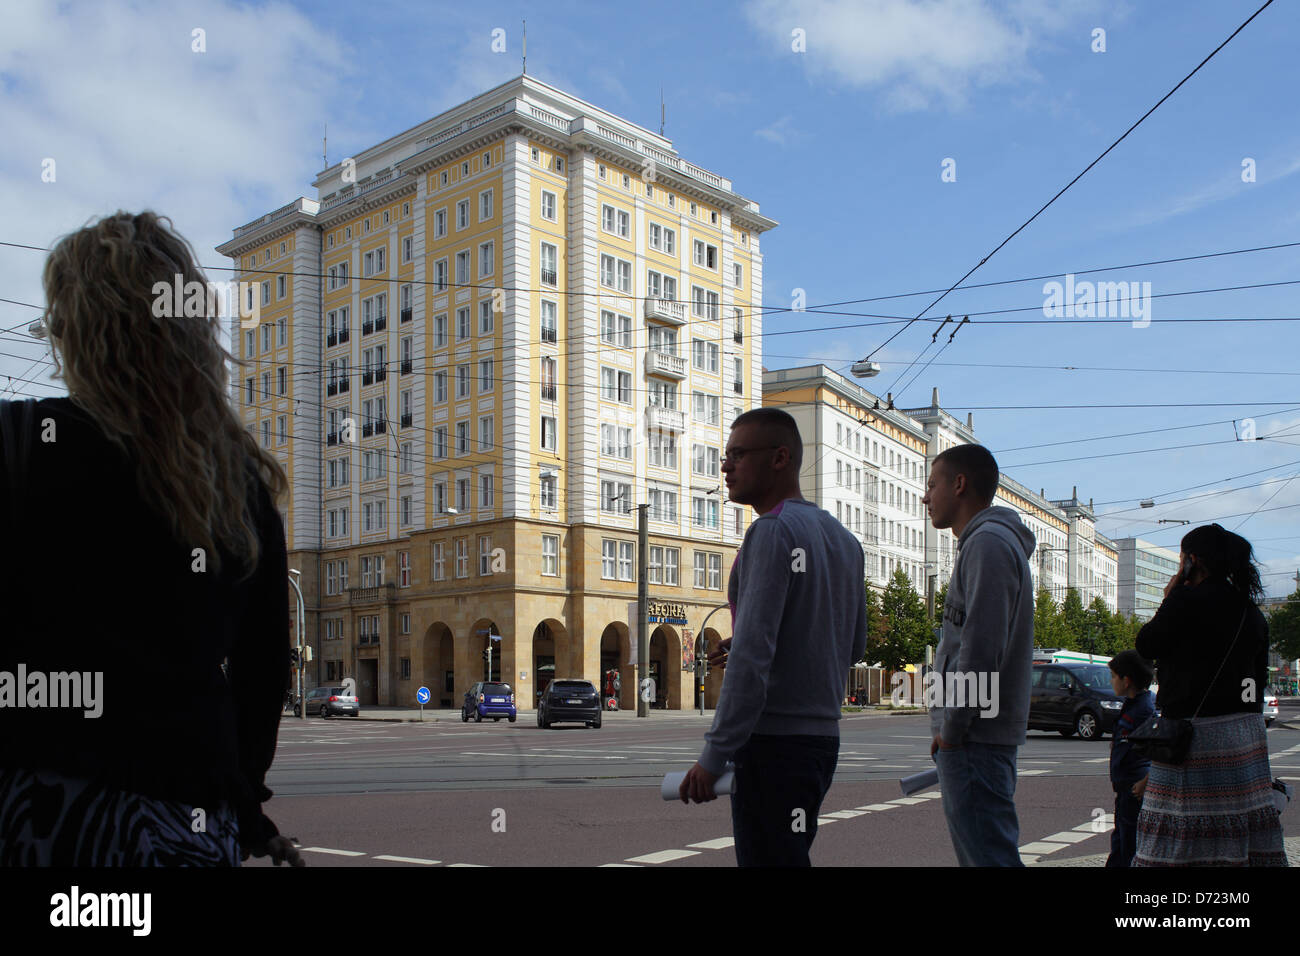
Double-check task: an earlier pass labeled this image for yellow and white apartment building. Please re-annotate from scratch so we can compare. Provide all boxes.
[217,75,776,710]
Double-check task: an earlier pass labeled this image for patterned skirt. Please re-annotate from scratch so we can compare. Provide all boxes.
[1134,712,1287,867]
[0,766,240,866]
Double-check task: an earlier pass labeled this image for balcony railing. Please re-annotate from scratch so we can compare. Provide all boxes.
[540,268,557,286]
[375,367,387,382]
[326,332,337,347]
[645,350,687,379]
[375,314,386,332]
[348,583,396,606]
[362,320,374,335]
[401,359,412,375]
[540,384,557,402]
[401,308,412,324]
[326,382,338,397]
[374,420,386,434]
[338,329,349,345]
[401,413,412,427]
[362,372,374,386]
[541,326,557,344]
[734,329,743,344]
[733,381,743,394]
[646,405,687,433]
[339,377,349,393]
[326,432,338,446]
[362,423,373,437]
[644,297,686,326]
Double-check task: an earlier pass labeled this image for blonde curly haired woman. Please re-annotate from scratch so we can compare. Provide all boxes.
[0,211,302,866]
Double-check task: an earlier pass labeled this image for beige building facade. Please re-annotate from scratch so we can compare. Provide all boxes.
[218,76,776,710]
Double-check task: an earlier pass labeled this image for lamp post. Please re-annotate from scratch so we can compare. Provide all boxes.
[692,602,731,716]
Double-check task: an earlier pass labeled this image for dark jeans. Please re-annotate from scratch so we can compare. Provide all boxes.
[1106,784,1143,868]
[730,733,838,867]
[935,742,1023,867]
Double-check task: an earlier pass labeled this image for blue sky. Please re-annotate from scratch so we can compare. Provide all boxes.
[2,0,1298,596]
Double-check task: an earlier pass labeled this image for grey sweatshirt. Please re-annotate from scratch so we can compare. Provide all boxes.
[929,505,1037,746]
[698,498,868,776]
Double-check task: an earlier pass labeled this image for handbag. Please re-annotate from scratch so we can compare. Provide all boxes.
[1128,607,1249,764]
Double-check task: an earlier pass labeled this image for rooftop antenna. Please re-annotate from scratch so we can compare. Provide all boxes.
[322,123,327,170]
[660,85,665,136]
[522,19,527,75]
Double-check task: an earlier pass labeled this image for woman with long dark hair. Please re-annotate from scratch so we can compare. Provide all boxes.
[0,211,302,866]
[1133,523,1286,866]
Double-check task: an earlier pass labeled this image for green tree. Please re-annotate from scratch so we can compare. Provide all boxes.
[1083,596,1110,658]
[1059,588,1088,651]
[874,569,933,671]
[860,584,891,664]
[933,581,949,623]
[1033,588,1065,648]
[1269,591,1300,661]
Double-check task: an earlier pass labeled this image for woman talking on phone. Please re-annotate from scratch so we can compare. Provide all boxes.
[1132,523,1286,866]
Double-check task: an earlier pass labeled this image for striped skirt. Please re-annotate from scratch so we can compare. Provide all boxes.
[0,766,240,866]
[1134,712,1287,867]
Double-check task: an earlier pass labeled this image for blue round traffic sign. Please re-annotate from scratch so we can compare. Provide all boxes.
[416,686,430,704]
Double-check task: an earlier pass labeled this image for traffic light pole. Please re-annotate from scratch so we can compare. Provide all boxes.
[637,504,649,718]
[288,570,305,721]
[694,603,731,717]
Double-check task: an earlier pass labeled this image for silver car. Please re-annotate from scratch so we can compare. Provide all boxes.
[1263,686,1279,727]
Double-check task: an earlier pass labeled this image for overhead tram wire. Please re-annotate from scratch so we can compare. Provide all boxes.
[855,0,1278,376]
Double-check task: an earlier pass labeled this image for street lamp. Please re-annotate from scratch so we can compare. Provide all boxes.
[287,569,305,721]
[850,360,881,378]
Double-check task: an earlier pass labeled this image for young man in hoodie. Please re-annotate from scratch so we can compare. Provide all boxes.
[922,443,1036,867]
[679,408,868,866]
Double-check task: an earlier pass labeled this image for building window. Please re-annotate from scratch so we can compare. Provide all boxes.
[480,474,494,510]
[455,538,468,578]
[432,542,445,580]
[540,300,557,344]
[540,190,557,221]
[540,475,557,511]
[478,535,492,575]
[399,551,410,587]
[540,243,558,286]
[479,189,493,221]
[541,534,558,576]
[601,480,631,515]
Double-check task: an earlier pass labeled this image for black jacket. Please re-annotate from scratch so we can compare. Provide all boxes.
[0,397,288,847]
[1135,576,1268,720]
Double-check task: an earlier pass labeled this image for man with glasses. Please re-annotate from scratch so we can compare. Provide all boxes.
[679,408,867,866]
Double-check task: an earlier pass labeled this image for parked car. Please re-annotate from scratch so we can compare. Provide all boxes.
[538,679,601,729]
[304,685,360,718]
[1264,686,1279,727]
[462,681,517,723]
[1028,662,1124,740]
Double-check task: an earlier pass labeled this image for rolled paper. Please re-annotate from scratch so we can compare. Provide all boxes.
[662,769,736,801]
[900,767,939,796]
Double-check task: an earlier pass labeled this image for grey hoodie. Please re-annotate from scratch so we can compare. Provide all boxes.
[929,506,1036,746]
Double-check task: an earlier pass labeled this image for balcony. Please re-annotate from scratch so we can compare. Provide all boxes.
[733,381,743,394]
[375,314,387,332]
[401,308,412,324]
[376,367,387,382]
[348,583,396,606]
[541,326,557,344]
[734,329,743,344]
[326,332,337,347]
[540,268,557,286]
[375,420,387,434]
[401,413,412,428]
[540,384,557,402]
[338,329,350,345]
[362,423,373,437]
[327,431,338,446]
[362,371,374,387]
[326,382,338,397]
[644,297,686,326]
[362,320,374,336]
[646,405,687,433]
[401,359,412,375]
[645,350,687,380]
[339,377,349,393]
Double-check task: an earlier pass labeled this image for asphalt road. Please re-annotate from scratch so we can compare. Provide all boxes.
[249,704,1300,867]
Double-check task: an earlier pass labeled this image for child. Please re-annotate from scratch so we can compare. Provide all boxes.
[1106,649,1156,867]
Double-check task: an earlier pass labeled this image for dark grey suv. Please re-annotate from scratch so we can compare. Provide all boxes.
[538,679,601,729]
[1028,663,1124,740]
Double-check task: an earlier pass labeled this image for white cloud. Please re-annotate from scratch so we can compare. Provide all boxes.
[0,1,357,384]
[754,114,801,145]
[743,0,1093,111]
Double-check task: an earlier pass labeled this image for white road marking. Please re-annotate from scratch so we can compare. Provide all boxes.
[626,849,701,864]
[815,818,839,825]
[1019,841,1069,855]
[890,797,927,805]
[373,855,440,865]
[1081,757,1110,763]
[1018,770,1050,776]
[298,847,367,857]
[822,810,869,819]
[687,837,735,850]
[856,804,898,811]
[446,863,488,867]
[599,863,643,867]
[459,752,625,759]
[1040,831,1097,844]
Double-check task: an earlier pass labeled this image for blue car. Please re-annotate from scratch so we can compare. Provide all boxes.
[462,681,517,722]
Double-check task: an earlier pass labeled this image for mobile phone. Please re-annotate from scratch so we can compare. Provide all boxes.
[1182,558,1194,579]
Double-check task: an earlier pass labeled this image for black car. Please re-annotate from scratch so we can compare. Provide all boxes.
[538,679,601,729]
[1028,662,1124,740]
[304,685,360,718]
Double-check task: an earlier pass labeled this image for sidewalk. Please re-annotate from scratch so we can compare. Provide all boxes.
[283,704,921,723]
